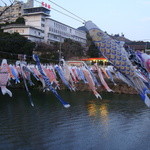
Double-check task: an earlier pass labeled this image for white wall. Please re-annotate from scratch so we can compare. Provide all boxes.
[3,26,44,43]
[45,18,86,44]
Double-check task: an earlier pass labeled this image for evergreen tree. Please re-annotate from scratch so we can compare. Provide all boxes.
[87,42,100,57]
[86,32,101,58]
[0,32,35,60]
[15,17,25,24]
[61,38,84,60]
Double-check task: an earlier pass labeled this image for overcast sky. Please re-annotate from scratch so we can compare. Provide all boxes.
[1,0,150,41]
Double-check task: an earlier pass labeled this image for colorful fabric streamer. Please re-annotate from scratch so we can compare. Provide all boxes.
[85,21,150,107]
[33,54,70,108]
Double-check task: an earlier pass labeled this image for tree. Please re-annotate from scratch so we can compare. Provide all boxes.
[61,38,84,60]
[33,39,85,62]
[15,17,25,24]
[0,0,15,17]
[87,42,100,58]
[33,42,59,63]
[0,17,25,32]
[86,32,101,58]
[0,32,35,60]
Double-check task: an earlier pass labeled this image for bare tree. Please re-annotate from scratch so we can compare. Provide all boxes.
[0,0,15,17]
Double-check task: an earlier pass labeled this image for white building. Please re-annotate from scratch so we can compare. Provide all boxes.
[2,24,44,42]
[2,6,87,45]
[45,18,86,45]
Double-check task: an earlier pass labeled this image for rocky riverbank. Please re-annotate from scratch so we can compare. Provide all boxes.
[58,78,137,95]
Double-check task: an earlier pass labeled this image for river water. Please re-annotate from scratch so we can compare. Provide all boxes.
[0,89,150,150]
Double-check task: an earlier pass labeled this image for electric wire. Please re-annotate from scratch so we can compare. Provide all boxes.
[47,0,86,23]
[34,0,85,24]
[50,7,84,24]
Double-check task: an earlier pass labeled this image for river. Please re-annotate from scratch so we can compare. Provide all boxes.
[0,89,150,150]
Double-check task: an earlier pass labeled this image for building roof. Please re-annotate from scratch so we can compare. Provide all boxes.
[23,6,50,16]
[1,24,42,31]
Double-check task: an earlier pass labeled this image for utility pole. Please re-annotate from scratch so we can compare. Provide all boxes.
[59,35,62,60]
[58,35,62,65]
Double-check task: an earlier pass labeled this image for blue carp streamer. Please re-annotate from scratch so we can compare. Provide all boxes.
[33,54,70,108]
[85,21,150,107]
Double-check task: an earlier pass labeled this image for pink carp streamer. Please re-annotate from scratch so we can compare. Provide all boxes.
[136,51,150,73]
[82,66,102,99]
[94,63,113,92]
[0,59,12,97]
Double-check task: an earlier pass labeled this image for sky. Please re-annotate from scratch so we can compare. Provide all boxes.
[1,0,150,41]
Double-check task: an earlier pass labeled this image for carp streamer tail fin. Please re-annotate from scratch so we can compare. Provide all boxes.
[1,87,12,97]
[133,77,150,107]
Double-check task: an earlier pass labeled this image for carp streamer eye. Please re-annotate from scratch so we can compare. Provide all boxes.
[97,32,103,37]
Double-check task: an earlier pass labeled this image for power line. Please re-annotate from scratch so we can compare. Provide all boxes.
[34,0,85,24]
[47,0,86,23]
[51,7,84,24]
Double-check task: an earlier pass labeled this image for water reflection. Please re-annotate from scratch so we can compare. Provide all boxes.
[99,104,109,121]
[87,101,109,120]
[87,102,96,117]
[87,100,110,137]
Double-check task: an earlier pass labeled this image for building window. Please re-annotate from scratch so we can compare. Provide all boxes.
[9,30,13,33]
[41,18,45,22]
[41,24,45,27]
